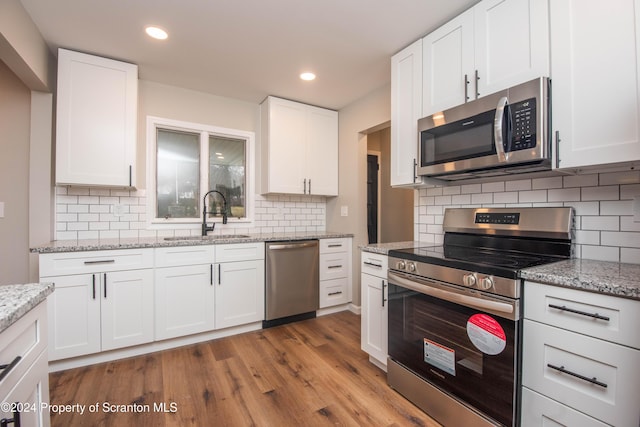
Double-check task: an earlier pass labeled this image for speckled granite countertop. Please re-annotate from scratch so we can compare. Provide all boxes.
[0,283,54,334]
[521,259,640,300]
[359,241,425,255]
[30,231,354,254]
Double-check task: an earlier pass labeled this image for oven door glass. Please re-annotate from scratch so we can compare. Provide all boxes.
[388,281,518,427]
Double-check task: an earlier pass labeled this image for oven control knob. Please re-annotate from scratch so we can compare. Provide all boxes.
[396,261,406,270]
[407,262,416,272]
[462,273,477,287]
[480,276,494,290]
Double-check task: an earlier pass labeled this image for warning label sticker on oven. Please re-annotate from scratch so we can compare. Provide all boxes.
[466,313,506,355]
[424,338,456,376]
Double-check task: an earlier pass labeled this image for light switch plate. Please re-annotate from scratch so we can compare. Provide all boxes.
[340,205,348,217]
[0,202,4,218]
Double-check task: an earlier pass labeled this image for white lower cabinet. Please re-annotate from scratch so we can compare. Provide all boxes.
[319,238,352,308]
[360,252,388,368]
[40,249,154,360]
[0,302,50,427]
[522,281,640,426]
[215,259,264,329]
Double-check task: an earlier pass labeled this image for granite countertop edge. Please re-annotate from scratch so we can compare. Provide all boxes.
[30,231,354,254]
[0,283,55,334]
[521,258,640,301]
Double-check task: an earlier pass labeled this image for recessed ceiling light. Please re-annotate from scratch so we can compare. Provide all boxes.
[145,26,168,40]
[300,72,316,81]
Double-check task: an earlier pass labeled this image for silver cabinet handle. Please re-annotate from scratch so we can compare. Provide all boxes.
[0,356,22,381]
[548,304,610,321]
[103,273,107,298]
[269,241,317,250]
[210,264,213,286]
[84,260,115,265]
[413,158,418,183]
[303,178,307,194]
[475,69,480,99]
[327,265,342,269]
[555,131,561,168]
[327,244,342,248]
[308,179,311,194]
[92,274,96,299]
[363,261,382,268]
[547,363,607,388]
[218,264,222,285]
[328,291,343,296]
[382,280,387,307]
[464,73,469,102]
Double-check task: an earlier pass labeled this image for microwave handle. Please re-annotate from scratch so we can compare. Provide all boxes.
[494,97,510,163]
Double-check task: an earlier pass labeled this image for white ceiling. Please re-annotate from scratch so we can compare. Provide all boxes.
[19,0,477,110]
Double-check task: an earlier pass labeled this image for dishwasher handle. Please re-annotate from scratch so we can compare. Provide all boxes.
[268,241,318,250]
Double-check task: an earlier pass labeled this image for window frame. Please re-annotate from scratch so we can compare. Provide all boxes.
[146,116,255,230]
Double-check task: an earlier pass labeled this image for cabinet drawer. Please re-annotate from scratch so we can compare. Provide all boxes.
[320,238,349,254]
[40,249,153,276]
[320,252,349,281]
[215,242,265,263]
[523,320,640,426]
[155,246,214,267]
[0,302,47,397]
[521,388,608,427]
[525,281,640,348]
[361,252,388,278]
[319,278,349,308]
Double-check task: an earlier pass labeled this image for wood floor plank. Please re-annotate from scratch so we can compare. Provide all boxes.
[49,311,441,426]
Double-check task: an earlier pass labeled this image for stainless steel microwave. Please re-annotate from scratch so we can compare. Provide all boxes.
[418,77,551,180]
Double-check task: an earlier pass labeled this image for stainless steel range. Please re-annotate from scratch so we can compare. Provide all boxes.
[387,207,573,427]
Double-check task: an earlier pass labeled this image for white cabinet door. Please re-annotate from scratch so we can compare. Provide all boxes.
[46,273,101,360]
[422,9,475,117]
[474,0,549,98]
[551,0,640,169]
[0,351,50,427]
[215,260,265,329]
[101,269,154,351]
[56,48,137,187]
[391,39,424,187]
[361,273,387,366]
[263,97,307,194]
[306,105,338,196]
[422,0,549,117]
[155,264,215,340]
[260,96,338,195]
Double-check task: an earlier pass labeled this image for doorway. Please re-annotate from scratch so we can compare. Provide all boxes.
[366,127,413,243]
[367,153,380,244]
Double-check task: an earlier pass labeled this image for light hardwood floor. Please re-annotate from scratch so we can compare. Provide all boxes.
[49,311,441,426]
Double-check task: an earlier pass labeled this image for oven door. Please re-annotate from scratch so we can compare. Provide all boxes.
[387,271,520,427]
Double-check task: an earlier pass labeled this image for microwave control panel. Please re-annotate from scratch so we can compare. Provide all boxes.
[509,97,536,152]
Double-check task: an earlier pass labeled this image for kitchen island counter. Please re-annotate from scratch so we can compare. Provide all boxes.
[0,282,54,333]
[30,231,354,254]
[521,258,640,301]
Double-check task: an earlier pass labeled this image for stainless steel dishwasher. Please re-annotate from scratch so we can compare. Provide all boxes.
[263,240,319,328]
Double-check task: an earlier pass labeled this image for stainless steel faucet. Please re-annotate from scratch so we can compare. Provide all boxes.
[202,190,228,236]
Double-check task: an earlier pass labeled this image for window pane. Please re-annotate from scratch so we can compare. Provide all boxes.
[157,129,200,219]
[209,136,246,219]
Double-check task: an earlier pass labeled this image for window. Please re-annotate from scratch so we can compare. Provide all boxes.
[147,116,254,227]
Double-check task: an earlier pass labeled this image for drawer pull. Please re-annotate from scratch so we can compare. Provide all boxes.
[328,291,343,296]
[548,304,610,321]
[84,259,116,265]
[328,244,342,248]
[328,265,343,269]
[363,261,382,268]
[546,363,608,388]
[0,356,21,382]
[0,405,21,427]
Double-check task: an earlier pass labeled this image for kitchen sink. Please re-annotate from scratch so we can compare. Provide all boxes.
[164,234,251,241]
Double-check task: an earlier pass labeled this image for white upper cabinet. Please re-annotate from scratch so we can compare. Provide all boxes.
[391,39,424,187]
[259,96,338,196]
[422,0,549,117]
[551,0,640,170]
[56,48,138,187]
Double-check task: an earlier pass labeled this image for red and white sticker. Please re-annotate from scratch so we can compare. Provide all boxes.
[466,314,506,355]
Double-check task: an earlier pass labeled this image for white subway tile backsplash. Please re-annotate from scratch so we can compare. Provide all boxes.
[414,170,640,264]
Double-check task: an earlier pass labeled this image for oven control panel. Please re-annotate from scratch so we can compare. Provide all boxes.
[475,212,520,225]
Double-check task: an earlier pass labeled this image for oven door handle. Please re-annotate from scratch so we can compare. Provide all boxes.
[388,272,515,317]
